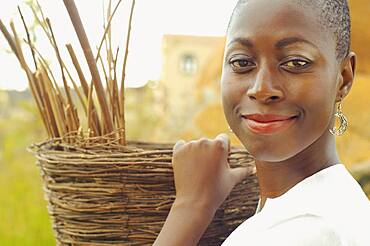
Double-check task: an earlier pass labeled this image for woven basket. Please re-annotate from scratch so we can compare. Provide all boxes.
[29,133,259,245]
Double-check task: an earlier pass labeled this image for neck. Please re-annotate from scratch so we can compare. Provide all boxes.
[255,131,340,198]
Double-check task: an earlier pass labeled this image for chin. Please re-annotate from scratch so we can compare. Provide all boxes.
[239,135,300,163]
[252,152,295,162]
[250,149,299,163]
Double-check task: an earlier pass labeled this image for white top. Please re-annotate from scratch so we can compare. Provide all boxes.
[222,164,370,246]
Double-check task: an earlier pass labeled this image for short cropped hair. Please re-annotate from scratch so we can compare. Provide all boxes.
[228,0,351,61]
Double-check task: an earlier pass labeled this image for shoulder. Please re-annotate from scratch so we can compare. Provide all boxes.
[292,164,369,218]
[223,214,349,246]
[263,214,346,246]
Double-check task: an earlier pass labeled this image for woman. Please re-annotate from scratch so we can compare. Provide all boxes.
[154,0,370,245]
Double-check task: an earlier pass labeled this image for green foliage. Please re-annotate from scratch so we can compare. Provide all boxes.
[0,96,54,245]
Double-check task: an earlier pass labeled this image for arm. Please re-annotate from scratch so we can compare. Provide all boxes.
[153,199,215,246]
[153,134,254,245]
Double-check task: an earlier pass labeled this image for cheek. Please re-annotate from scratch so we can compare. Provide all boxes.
[293,75,336,120]
[275,77,337,156]
[288,74,336,133]
[221,87,234,127]
[221,77,245,123]
[301,89,335,138]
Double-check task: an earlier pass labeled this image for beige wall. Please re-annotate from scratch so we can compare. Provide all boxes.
[160,35,225,137]
[161,35,224,109]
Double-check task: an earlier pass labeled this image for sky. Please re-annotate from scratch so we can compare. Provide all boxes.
[0,0,238,91]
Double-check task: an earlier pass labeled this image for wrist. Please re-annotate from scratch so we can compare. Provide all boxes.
[172,197,217,219]
[154,198,216,246]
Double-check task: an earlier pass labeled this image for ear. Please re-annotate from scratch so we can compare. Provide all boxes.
[337,51,356,102]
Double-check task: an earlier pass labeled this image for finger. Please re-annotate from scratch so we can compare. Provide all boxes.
[215,133,230,152]
[173,139,185,153]
[230,166,256,185]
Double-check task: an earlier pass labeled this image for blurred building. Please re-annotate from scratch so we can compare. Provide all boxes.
[160,35,225,116]
[159,35,230,141]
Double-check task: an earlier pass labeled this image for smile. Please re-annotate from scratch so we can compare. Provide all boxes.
[242,114,298,135]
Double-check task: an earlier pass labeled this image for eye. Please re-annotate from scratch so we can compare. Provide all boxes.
[228,57,256,73]
[281,58,311,71]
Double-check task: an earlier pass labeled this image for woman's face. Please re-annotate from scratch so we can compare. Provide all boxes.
[221,0,342,162]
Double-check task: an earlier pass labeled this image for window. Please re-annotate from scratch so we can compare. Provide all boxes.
[179,54,198,75]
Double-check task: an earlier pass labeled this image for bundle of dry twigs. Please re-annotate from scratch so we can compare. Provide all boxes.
[0,0,134,144]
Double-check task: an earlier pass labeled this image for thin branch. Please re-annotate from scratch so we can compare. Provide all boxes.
[66,43,101,135]
[95,0,123,61]
[63,0,114,134]
[119,0,136,145]
[46,18,79,132]
[24,39,59,94]
[18,6,38,70]
[29,1,52,42]
[0,19,19,59]
[66,44,89,97]
[113,46,122,130]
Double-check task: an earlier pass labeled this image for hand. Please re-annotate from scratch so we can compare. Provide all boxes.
[172,133,255,213]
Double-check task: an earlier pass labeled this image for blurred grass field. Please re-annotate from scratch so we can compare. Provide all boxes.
[0,100,54,245]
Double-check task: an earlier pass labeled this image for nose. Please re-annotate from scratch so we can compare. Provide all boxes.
[246,68,284,104]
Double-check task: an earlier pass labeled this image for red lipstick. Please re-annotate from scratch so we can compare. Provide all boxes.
[242,114,298,135]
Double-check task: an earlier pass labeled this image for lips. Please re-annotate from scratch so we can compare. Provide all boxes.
[242,114,298,135]
[243,114,296,122]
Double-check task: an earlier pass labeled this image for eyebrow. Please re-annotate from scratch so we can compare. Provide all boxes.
[227,37,318,49]
[275,37,318,49]
[227,37,254,48]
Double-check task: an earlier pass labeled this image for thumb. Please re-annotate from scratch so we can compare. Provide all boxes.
[230,166,256,185]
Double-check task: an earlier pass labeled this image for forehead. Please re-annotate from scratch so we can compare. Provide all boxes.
[227,0,335,53]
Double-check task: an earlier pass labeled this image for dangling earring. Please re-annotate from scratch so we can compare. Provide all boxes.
[329,99,348,136]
